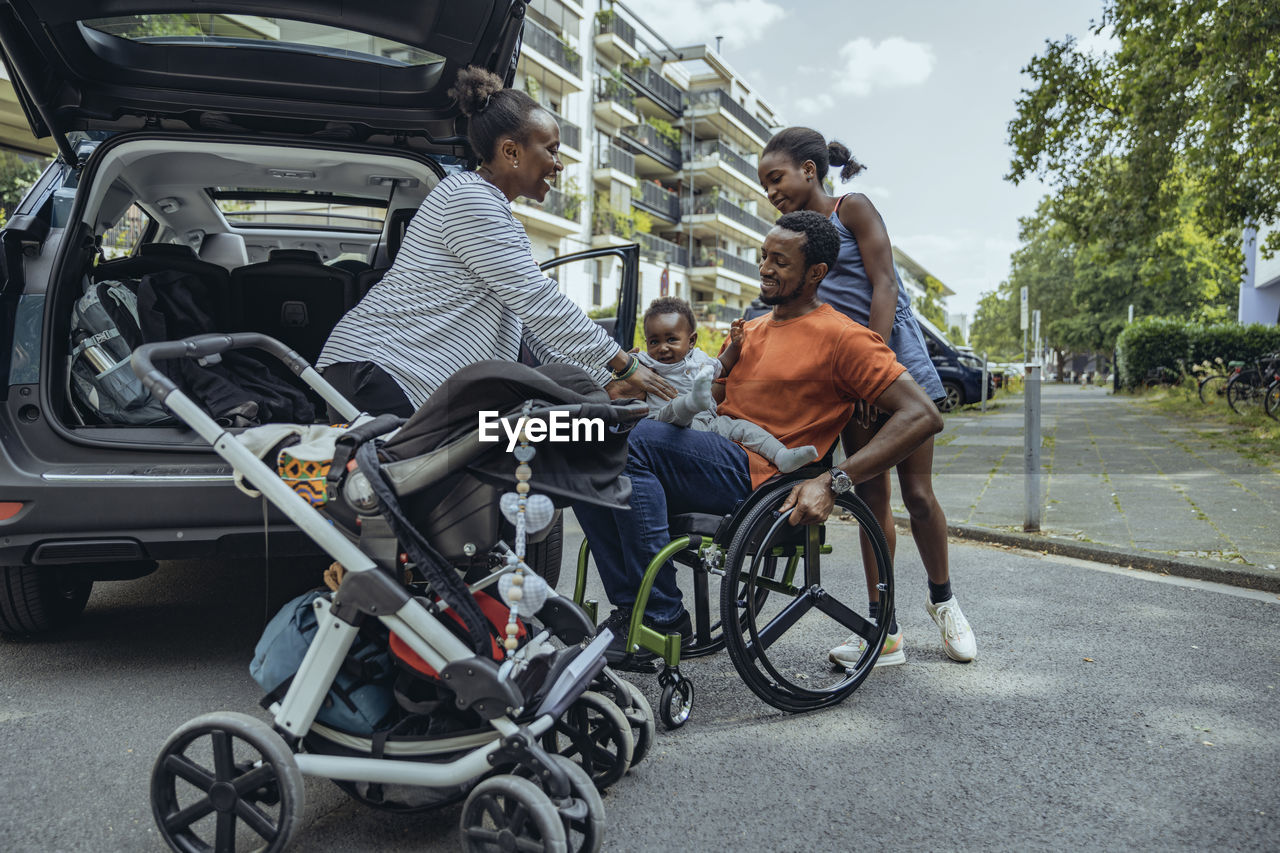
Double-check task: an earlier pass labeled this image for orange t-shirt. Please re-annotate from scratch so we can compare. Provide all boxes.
[717,303,906,488]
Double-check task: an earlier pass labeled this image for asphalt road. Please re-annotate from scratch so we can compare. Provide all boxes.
[1,523,1277,852]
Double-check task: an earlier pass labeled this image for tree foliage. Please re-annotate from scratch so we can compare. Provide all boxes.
[1007,0,1280,258]
[0,151,50,224]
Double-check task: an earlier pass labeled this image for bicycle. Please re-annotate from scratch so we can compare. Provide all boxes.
[1225,351,1280,416]
[1265,376,1280,421]
[1197,361,1244,405]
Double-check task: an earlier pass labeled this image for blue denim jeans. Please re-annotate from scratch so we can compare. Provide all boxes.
[573,419,752,623]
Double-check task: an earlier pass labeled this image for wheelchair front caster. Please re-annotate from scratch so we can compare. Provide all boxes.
[658,667,694,730]
[151,711,304,853]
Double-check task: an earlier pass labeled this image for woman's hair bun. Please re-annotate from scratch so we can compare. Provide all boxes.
[450,65,505,118]
[827,140,866,181]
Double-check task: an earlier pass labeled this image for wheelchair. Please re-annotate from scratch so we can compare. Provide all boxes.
[573,464,894,729]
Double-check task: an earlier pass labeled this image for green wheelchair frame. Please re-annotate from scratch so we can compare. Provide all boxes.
[572,470,894,729]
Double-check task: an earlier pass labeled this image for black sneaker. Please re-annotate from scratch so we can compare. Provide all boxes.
[645,609,693,645]
[598,608,649,665]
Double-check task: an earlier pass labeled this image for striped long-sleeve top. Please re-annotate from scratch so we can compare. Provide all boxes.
[317,171,619,408]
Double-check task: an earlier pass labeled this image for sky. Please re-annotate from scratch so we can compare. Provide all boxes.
[626,0,1113,321]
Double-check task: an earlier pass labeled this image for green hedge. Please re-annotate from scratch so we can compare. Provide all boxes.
[1116,318,1280,388]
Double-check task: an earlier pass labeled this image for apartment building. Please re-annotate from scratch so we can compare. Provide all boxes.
[512,0,783,334]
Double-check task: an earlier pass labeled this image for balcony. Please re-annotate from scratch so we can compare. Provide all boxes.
[694,248,759,280]
[522,19,583,84]
[687,88,773,146]
[593,141,637,188]
[681,194,774,242]
[594,11,639,62]
[695,140,755,181]
[634,231,690,267]
[548,110,582,159]
[593,75,639,127]
[622,64,683,117]
[632,180,681,223]
[620,122,682,172]
[513,186,582,237]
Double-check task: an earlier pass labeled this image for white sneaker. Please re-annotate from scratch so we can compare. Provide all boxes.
[926,596,977,662]
[828,629,906,668]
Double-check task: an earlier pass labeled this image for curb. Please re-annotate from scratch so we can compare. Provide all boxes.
[892,515,1280,594]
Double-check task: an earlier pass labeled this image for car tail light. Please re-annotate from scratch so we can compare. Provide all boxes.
[0,502,24,520]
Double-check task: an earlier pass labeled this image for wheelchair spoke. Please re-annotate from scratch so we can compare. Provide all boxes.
[745,588,817,654]
[810,591,875,639]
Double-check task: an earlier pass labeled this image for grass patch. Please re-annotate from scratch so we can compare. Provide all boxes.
[1128,381,1280,472]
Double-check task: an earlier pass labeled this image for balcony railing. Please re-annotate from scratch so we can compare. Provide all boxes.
[694,247,759,280]
[694,140,756,181]
[634,231,690,267]
[549,111,582,151]
[595,12,637,47]
[530,186,581,222]
[621,122,682,169]
[595,76,636,112]
[682,195,773,237]
[688,88,773,143]
[622,64,683,116]
[694,300,745,325]
[595,141,636,177]
[523,19,582,77]
[634,180,681,222]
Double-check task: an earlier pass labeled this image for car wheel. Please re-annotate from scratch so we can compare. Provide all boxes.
[938,381,964,413]
[0,565,93,636]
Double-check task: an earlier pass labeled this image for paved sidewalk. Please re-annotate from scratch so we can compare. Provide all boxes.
[898,383,1280,590]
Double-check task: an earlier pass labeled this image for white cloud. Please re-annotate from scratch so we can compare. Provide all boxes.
[622,0,784,48]
[836,37,935,96]
[794,93,835,116]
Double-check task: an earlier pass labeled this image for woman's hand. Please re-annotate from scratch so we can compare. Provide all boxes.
[776,476,836,526]
[608,363,677,401]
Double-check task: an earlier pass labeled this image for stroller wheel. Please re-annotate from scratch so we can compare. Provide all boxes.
[539,690,634,790]
[515,754,605,853]
[620,681,655,768]
[151,711,303,853]
[460,774,566,853]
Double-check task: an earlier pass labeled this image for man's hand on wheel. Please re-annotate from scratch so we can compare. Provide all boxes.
[777,477,836,526]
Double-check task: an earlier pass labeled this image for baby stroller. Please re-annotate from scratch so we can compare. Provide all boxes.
[133,332,653,853]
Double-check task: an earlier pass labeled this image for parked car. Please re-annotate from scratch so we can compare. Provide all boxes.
[913,316,995,411]
[0,1,638,635]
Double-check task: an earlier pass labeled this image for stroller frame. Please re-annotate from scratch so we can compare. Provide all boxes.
[133,332,626,852]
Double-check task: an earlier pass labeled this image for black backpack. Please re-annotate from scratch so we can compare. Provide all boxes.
[69,277,174,425]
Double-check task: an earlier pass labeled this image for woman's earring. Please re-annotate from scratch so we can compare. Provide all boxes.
[513,159,519,169]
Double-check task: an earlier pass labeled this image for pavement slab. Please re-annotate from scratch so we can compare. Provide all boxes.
[895,384,1280,590]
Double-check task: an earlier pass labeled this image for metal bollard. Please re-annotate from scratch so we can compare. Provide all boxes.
[981,352,989,413]
[1024,364,1041,531]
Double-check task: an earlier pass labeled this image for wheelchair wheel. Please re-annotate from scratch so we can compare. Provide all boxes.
[719,483,892,714]
[540,690,634,790]
[658,669,694,729]
[151,711,303,853]
[460,774,566,853]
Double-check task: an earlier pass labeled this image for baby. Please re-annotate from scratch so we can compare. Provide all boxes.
[638,297,818,473]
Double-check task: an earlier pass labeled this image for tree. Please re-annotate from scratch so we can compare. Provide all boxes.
[913,274,947,329]
[0,151,50,224]
[1007,0,1280,260]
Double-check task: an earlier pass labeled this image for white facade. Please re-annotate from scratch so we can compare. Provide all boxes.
[510,0,784,337]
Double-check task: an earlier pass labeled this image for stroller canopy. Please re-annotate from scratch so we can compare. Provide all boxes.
[380,361,646,509]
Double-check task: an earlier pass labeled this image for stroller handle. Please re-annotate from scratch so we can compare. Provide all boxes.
[131,333,312,402]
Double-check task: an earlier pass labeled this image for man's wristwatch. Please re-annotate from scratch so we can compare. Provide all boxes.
[828,467,853,495]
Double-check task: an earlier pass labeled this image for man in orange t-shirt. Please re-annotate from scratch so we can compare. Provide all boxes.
[575,210,943,660]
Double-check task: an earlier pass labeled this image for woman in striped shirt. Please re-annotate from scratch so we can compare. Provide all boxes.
[318,66,674,417]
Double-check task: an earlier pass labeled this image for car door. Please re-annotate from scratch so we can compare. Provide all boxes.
[536,243,640,356]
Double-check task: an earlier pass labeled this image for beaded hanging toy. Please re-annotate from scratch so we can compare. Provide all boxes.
[496,405,553,656]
